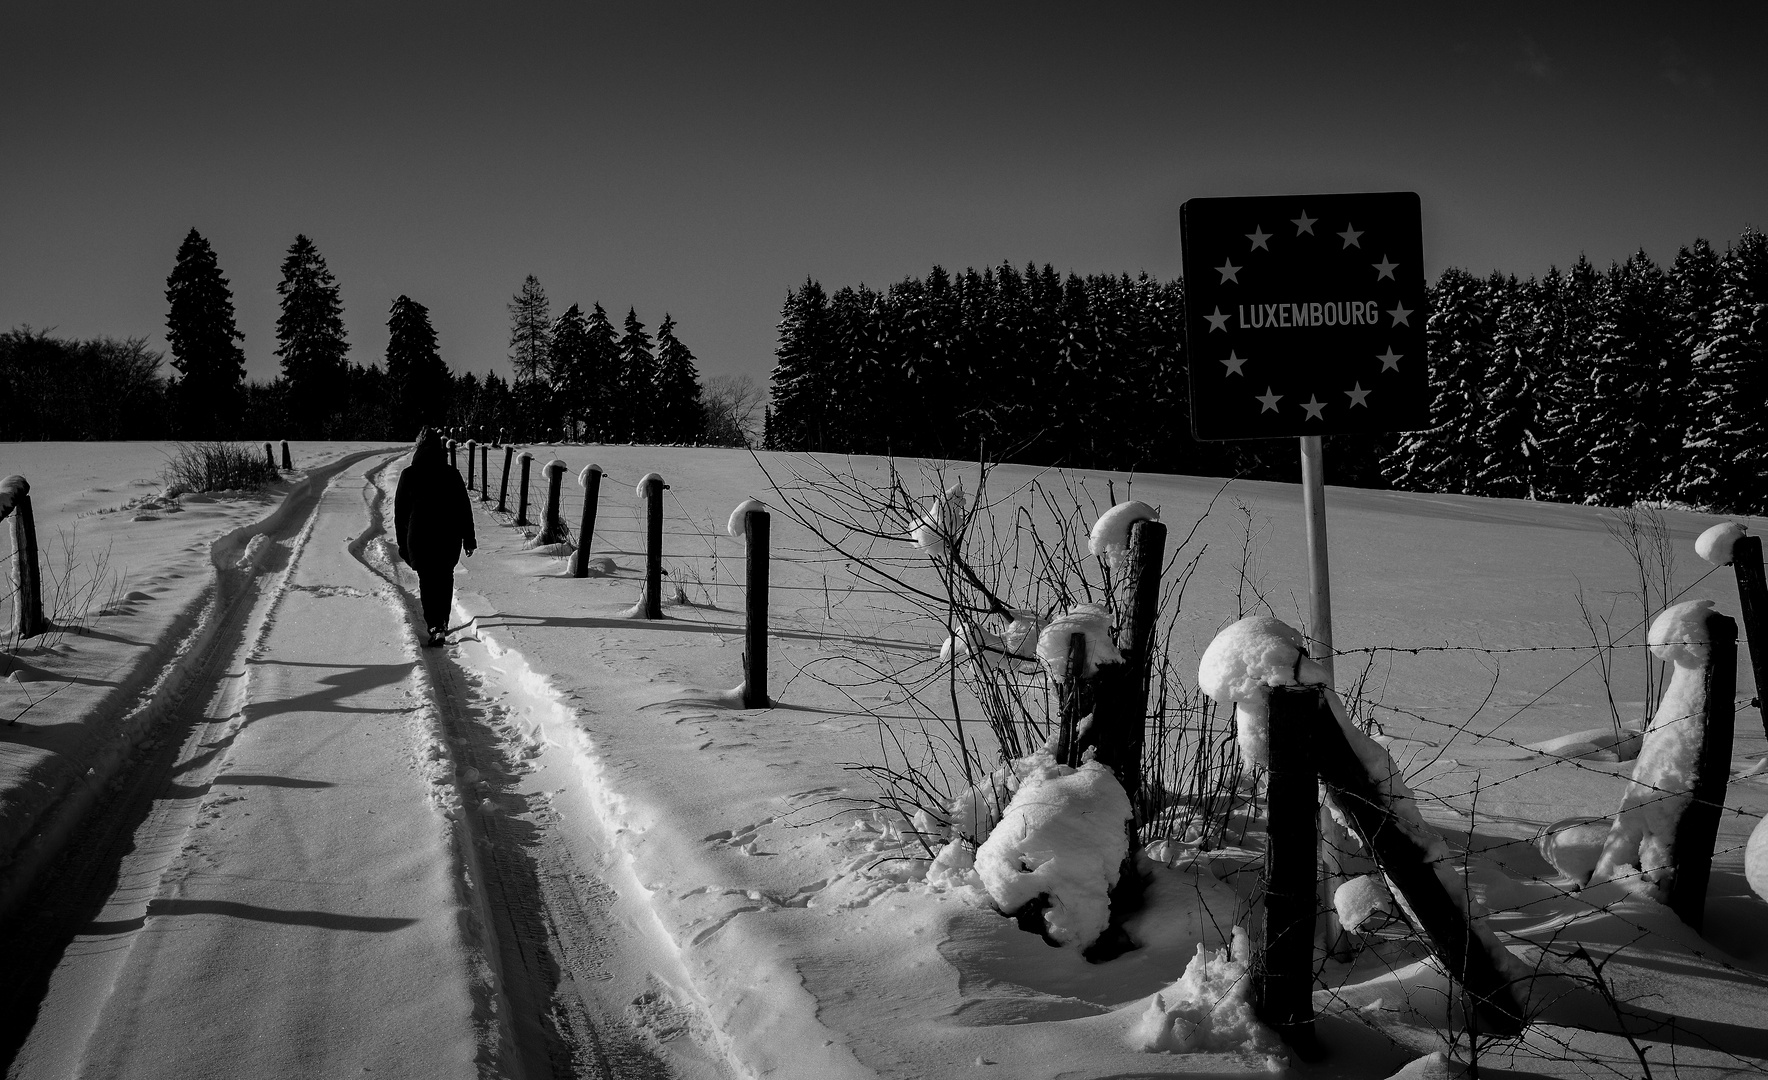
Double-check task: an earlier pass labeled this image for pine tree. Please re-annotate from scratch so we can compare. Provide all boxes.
[653,314,705,443]
[1385,268,1492,494]
[618,308,657,442]
[547,303,592,440]
[582,303,621,442]
[273,234,349,437]
[1533,257,1602,503]
[1668,239,1727,503]
[768,281,832,451]
[386,295,450,433]
[508,275,551,384]
[1475,275,1542,498]
[1579,250,1671,506]
[165,228,248,436]
[1682,228,1768,512]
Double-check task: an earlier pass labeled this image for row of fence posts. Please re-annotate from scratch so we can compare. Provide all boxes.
[262,441,293,470]
[443,443,772,710]
[1253,591,1756,1058]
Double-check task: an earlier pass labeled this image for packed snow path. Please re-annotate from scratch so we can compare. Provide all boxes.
[4,455,702,1080]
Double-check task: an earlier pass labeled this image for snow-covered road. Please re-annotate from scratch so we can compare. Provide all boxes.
[5,454,709,1079]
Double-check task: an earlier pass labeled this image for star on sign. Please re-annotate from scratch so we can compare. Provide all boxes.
[1346,383,1371,407]
[1256,387,1282,413]
[1292,211,1316,235]
[1338,224,1363,248]
[1205,307,1231,333]
[1376,347,1403,371]
[1217,259,1241,284]
[1246,226,1271,251]
[1222,350,1247,376]
[1387,303,1412,327]
[1301,396,1327,421]
[1373,256,1397,281]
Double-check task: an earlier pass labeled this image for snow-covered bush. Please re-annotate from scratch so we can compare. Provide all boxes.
[160,441,279,494]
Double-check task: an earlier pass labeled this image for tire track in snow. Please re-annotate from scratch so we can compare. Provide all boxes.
[0,450,390,1075]
[353,457,712,1080]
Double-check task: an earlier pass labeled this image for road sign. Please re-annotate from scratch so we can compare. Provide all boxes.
[1180,191,1428,441]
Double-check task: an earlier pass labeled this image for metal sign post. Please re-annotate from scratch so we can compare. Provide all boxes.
[1180,191,1428,676]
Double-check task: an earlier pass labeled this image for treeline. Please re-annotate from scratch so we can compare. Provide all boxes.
[1,229,730,445]
[1389,228,1767,514]
[766,229,1768,513]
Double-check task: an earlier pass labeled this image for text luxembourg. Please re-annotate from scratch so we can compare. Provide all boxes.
[1237,300,1380,329]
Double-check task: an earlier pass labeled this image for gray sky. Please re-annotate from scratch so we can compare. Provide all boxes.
[3,2,1763,388]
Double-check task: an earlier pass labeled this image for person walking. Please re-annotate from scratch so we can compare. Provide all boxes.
[394,427,476,646]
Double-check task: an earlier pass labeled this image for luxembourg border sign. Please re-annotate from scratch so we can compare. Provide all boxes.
[1180,191,1427,441]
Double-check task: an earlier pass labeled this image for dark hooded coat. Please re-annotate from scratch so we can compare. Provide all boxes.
[395,430,476,571]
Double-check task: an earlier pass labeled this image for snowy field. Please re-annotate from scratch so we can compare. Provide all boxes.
[4,440,1768,1079]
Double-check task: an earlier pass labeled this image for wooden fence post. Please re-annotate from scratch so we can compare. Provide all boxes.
[640,474,666,619]
[571,465,603,578]
[539,460,567,544]
[497,446,514,513]
[1052,633,1090,766]
[1307,690,1526,1036]
[515,452,534,527]
[264,442,274,467]
[1258,687,1321,1057]
[1668,610,1739,930]
[448,440,458,471]
[466,440,477,489]
[280,440,291,470]
[1730,535,1768,740]
[743,509,771,708]
[1,476,46,639]
[1078,519,1168,805]
[479,444,489,501]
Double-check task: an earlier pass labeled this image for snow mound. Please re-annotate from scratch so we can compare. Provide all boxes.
[940,624,1008,670]
[1695,521,1749,566]
[1036,603,1121,682]
[1334,874,1398,932]
[973,754,1131,949]
[577,463,602,487]
[1383,1053,1453,1080]
[909,480,965,554]
[1001,610,1045,661]
[1648,598,1714,666]
[1538,816,1611,887]
[1748,815,1768,903]
[635,471,663,497]
[1088,500,1158,563]
[1130,926,1281,1056]
[727,498,767,538]
[579,556,616,577]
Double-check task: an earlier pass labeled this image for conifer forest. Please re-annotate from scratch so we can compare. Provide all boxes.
[2,226,1764,515]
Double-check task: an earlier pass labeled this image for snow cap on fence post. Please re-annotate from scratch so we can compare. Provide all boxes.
[1035,603,1121,682]
[0,475,25,521]
[727,498,767,538]
[1648,598,1714,666]
[636,471,664,498]
[578,463,602,488]
[1197,615,1329,767]
[1087,500,1159,567]
[1695,522,1749,567]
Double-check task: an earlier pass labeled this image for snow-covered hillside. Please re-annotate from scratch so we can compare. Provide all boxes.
[4,441,1767,1079]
